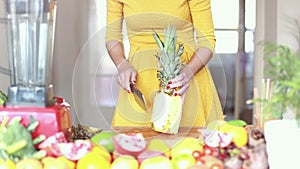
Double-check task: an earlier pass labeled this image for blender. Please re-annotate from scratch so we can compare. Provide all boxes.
[0,0,71,138]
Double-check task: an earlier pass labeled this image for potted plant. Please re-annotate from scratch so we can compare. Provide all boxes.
[255,20,300,169]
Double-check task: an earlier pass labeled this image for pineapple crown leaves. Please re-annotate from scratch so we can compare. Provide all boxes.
[153,24,185,89]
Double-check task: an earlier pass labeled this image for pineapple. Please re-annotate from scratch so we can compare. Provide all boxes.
[151,24,185,134]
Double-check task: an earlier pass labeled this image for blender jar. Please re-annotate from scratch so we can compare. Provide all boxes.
[3,0,57,106]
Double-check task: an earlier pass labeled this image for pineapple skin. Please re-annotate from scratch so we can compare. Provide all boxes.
[151,91,182,134]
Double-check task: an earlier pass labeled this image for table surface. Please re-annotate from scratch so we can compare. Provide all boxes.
[111,127,203,147]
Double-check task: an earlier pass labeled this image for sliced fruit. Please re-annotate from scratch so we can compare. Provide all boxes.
[112,133,146,157]
[200,129,232,148]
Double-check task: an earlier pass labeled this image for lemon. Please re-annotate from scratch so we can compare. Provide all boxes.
[77,151,111,169]
[219,123,248,147]
[0,158,16,169]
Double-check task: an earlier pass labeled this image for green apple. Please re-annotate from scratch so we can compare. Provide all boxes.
[140,156,173,169]
[171,154,196,169]
[91,131,116,153]
[171,137,203,158]
[110,155,139,169]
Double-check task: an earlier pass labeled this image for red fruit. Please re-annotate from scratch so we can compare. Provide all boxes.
[112,133,146,157]
[192,150,203,161]
[203,146,214,156]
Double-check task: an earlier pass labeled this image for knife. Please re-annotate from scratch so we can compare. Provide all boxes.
[130,84,148,112]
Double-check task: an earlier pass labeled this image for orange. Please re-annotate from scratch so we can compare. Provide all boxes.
[77,151,111,169]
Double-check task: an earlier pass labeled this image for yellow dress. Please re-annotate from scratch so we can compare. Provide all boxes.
[106,0,224,127]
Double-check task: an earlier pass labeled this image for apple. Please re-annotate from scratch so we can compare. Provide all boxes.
[171,137,203,158]
[137,150,167,164]
[140,156,173,169]
[91,131,116,153]
[110,155,139,169]
[171,153,196,169]
[146,139,170,158]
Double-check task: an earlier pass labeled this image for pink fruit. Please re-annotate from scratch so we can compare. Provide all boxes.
[58,139,93,161]
[38,132,67,156]
[201,129,232,148]
[113,133,147,157]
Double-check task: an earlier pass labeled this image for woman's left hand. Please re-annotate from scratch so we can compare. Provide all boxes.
[167,66,194,102]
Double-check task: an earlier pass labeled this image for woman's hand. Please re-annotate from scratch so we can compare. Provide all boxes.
[167,66,194,102]
[117,59,137,92]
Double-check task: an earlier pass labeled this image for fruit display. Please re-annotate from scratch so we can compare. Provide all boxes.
[151,24,185,134]
[0,114,269,169]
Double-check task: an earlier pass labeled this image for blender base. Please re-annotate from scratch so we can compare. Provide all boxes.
[0,97,71,138]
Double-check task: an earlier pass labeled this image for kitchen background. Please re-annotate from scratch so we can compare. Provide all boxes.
[0,0,299,130]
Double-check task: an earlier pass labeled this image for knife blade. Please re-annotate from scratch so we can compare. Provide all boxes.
[130,84,148,112]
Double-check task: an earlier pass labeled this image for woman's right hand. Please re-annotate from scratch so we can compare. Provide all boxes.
[117,59,137,93]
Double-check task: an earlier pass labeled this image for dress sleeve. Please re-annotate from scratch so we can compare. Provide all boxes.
[188,0,216,52]
[105,0,124,43]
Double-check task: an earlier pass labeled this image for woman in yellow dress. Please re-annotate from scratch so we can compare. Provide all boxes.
[105,0,224,127]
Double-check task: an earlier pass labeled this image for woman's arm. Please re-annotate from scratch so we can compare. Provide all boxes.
[106,40,137,92]
[168,0,215,98]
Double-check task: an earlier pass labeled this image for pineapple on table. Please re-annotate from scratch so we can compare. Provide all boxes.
[151,24,185,134]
